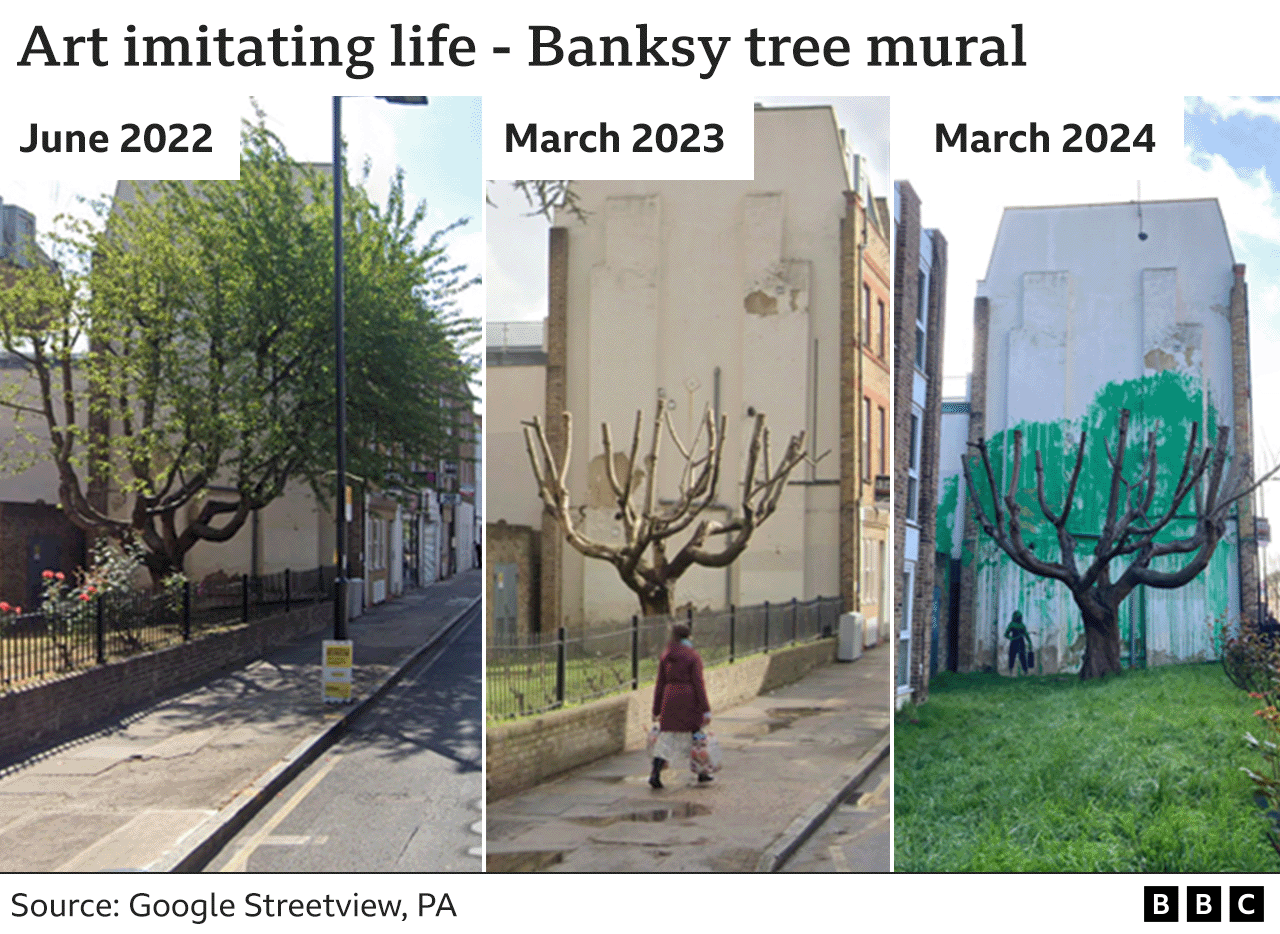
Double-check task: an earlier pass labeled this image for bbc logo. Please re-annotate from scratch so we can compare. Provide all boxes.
[1144,886,1264,922]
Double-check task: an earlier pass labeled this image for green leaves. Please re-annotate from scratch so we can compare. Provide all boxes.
[0,110,476,576]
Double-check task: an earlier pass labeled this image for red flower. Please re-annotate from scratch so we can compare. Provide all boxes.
[54,572,65,581]
[12,606,20,615]
[78,593,92,602]
[0,602,9,613]
[41,570,54,579]
[86,585,97,594]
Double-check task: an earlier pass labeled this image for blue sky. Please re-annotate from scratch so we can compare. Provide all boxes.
[1184,97,1280,467]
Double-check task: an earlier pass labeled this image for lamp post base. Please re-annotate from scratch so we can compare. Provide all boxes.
[334,576,349,640]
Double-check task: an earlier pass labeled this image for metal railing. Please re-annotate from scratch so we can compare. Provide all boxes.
[487,596,842,721]
[0,565,337,695]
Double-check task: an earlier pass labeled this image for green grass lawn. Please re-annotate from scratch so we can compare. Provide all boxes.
[895,663,1278,871]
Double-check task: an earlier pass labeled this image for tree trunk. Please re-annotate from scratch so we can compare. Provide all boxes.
[1074,590,1124,680]
[638,585,674,619]
[141,545,183,590]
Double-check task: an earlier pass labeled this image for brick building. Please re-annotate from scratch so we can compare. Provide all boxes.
[847,159,893,644]
[893,181,948,706]
[485,321,547,643]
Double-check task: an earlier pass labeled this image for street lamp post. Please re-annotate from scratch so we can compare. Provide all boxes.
[332,96,348,640]
[332,95,428,641]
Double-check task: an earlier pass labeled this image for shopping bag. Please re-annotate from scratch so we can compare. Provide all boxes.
[645,723,660,757]
[690,730,722,775]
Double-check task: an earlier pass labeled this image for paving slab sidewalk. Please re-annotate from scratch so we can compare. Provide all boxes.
[486,643,891,873]
[0,569,481,873]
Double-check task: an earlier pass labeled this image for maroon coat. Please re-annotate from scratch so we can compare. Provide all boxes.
[652,641,710,732]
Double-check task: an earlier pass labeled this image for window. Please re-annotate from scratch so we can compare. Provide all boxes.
[878,299,886,358]
[863,283,872,346]
[898,568,914,690]
[879,406,887,475]
[915,271,928,369]
[907,412,921,523]
[863,397,873,481]
[862,537,879,604]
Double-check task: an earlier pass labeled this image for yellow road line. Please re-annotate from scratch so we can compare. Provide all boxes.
[219,754,343,873]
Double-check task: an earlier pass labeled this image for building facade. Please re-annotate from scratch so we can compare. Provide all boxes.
[0,200,86,607]
[486,320,547,643]
[942,198,1257,675]
[850,160,893,647]
[488,104,887,636]
[893,180,948,706]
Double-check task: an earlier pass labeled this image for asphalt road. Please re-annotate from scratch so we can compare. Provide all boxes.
[779,754,890,873]
[203,604,482,873]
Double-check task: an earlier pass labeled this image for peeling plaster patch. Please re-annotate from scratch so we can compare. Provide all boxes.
[1144,323,1202,375]
[744,290,777,316]
[744,260,810,317]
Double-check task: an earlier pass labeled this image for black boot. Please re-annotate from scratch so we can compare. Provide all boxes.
[649,757,665,789]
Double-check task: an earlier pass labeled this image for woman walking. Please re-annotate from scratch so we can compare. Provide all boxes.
[650,623,712,789]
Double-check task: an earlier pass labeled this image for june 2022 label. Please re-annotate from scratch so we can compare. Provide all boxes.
[19,122,214,154]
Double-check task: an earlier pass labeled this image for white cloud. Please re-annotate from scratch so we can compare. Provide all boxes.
[1190,96,1280,125]
[1181,145,1280,246]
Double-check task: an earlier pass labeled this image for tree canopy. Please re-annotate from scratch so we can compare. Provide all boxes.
[0,116,477,582]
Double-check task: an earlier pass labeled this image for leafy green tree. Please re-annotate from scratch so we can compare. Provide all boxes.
[0,116,476,584]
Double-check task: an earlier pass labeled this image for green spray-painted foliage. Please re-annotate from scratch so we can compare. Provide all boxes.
[936,475,960,557]
[969,371,1219,555]
[964,371,1234,670]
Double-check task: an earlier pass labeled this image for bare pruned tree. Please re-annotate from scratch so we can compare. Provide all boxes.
[524,400,821,617]
[965,407,1272,680]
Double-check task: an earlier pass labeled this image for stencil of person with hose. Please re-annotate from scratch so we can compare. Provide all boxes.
[1005,609,1036,675]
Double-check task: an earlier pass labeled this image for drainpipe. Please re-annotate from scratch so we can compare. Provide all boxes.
[853,190,867,613]
[715,366,732,609]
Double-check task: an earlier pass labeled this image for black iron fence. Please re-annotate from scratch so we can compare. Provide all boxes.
[487,596,843,721]
[0,565,337,695]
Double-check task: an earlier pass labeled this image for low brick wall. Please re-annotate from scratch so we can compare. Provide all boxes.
[487,636,838,801]
[0,601,332,764]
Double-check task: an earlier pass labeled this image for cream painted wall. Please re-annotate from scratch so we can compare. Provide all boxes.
[0,360,63,505]
[978,199,1236,434]
[486,362,546,530]
[554,106,853,624]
